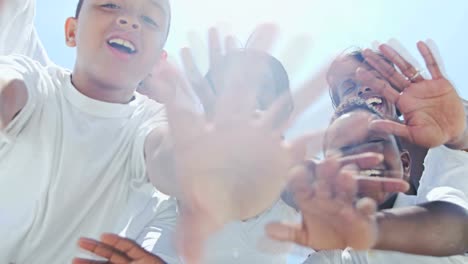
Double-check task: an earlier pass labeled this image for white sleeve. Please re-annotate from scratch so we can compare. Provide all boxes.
[135,198,182,264]
[369,250,467,264]
[118,189,182,264]
[303,249,368,264]
[0,55,47,140]
[0,0,50,65]
[417,146,468,210]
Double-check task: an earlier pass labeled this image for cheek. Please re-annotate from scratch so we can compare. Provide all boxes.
[383,151,404,177]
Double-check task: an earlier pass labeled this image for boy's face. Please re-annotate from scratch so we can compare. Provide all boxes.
[328,56,397,119]
[68,0,170,90]
[324,110,410,204]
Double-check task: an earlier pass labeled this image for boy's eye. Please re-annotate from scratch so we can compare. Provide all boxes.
[101,3,120,9]
[142,16,158,27]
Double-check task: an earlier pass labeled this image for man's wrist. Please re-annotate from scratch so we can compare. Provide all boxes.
[445,127,468,151]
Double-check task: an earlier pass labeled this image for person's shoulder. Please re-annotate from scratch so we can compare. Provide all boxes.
[0,54,43,69]
[134,92,166,113]
[427,145,468,164]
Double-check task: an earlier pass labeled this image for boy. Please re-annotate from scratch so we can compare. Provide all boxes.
[0,1,175,263]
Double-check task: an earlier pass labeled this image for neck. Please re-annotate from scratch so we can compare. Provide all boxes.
[71,68,137,104]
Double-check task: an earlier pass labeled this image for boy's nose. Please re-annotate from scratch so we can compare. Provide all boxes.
[117,16,140,30]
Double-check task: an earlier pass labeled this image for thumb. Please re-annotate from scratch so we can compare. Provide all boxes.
[265,222,307,245]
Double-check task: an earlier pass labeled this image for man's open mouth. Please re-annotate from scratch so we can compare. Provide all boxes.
[107,38,137,54]
[364,96,383,110]
[360,168,385,177]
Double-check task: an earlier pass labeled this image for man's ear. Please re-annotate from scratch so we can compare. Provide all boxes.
[65,17,78,47]
[400,150,411,183]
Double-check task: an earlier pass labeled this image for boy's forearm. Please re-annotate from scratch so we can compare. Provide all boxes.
[374,201,468,256]
[146,127,179,197]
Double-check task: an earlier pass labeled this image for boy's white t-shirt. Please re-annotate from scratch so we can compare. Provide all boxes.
[0,0,50,65]
[0,55,171,264]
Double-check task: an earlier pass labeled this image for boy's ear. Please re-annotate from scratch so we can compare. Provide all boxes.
[160,49,168,60]
[400,150,411,183]
[65,17,78,47]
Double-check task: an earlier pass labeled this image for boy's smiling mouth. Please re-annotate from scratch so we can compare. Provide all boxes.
[107,38,137,54]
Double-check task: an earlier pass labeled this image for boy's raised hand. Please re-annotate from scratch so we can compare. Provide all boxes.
[154,25,330,263]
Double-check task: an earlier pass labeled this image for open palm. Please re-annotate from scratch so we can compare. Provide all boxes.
[360,41,465,148]
[73,234,165,264]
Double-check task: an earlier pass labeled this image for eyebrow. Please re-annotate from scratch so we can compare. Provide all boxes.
[148,0,168,14]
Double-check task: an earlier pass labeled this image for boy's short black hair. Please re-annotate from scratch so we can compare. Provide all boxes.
[74,0,171,45]
[205,49,293,118]
[76,0,84,18]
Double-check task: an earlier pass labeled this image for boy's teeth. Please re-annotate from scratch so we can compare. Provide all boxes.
[108,38,136,52]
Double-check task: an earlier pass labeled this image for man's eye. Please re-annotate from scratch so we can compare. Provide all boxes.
[341,80,356,95]
[368,139,385,145]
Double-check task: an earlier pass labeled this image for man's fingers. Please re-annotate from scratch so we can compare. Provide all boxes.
[265,222,307,245]
[355,176,410,194]
[72,258,107,264]
[100,234,156,261]
[180,47,216,115]
[355,67,400,103]
[338,152,384,170]
[335,171,358,203]
[369,119,411,142]
[378,44,424,83]
[245,23,279,52]
[417,41,443,80]
[362,49,410,90]
[356,197,377,216]
[225,35,240,52]
[77,237,131,263]
[208,27,222,67]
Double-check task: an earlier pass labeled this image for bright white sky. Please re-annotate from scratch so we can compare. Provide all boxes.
[35,0,468,136]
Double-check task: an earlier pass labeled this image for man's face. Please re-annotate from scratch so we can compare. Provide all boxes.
[324,110,409,204]
[71,0,170,90]
[328,56,397,119]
